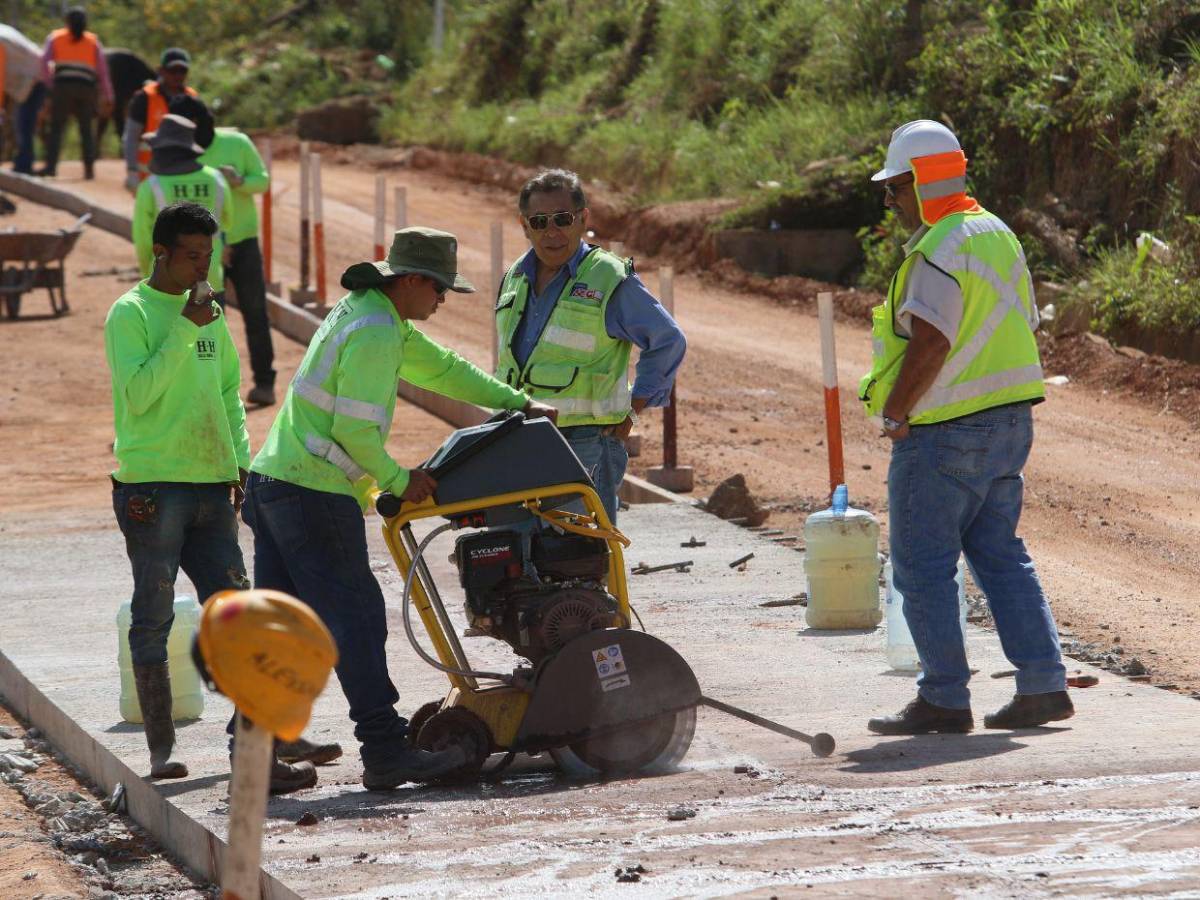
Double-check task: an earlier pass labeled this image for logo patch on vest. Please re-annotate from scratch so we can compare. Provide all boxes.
[569,284,604,302]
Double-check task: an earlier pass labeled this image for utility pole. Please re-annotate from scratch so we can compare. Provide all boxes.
[432,0,446,54]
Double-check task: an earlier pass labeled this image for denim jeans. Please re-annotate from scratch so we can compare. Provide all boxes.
[14,83,46,174]
[112,481,249,667]
[225,238,275,387]
[241,474,405,760]
[562,425,629,525]
[888,402,1066,710]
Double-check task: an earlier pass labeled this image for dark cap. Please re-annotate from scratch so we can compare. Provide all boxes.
[161,47,191,69]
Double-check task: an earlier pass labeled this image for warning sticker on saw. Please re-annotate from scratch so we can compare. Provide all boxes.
[601,674,631,692]
[593,643,628,683]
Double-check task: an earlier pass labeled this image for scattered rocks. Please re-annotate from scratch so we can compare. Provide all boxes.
[733,764,761,778]
[666,807,697,821]
[296,811,319,827]
[306,854,321,863]
[705,474,770,527]
[615,864,647,883]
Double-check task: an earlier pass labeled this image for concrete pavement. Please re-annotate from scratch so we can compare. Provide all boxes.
[3,499,1200,897]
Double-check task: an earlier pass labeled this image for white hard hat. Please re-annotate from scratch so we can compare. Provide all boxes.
[871,120,962,182]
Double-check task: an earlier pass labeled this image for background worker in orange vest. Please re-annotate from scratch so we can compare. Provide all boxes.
[123,48,197,193]
[37,7,113,179]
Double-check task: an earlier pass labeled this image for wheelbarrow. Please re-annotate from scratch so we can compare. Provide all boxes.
[0,213,90,319]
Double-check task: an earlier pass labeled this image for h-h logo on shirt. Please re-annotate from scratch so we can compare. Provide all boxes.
[173,183,210,200]
[196,339,217,359]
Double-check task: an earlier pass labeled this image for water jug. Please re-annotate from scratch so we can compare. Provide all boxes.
[884,558,968,671]
[117,595,205,723]
[803,485,882,629]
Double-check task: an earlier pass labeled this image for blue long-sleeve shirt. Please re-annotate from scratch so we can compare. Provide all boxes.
[510,243,686,406]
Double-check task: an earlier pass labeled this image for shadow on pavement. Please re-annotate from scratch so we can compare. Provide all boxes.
[839,732,1030,773]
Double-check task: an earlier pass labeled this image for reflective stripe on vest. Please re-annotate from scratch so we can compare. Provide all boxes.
[494,247,632,428]
[138,84,199,178]
[49,29,99,82]
[858,209,1044,425]
[145,173,225,225]
[303,434,366,481]
[292,307,396,470]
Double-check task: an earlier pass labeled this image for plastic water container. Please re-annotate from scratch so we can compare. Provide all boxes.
[803,485,883,629]
[884,558,968,671]
[117,595,205,723]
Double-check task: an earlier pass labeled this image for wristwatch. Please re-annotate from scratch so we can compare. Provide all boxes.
[882,414,907,433]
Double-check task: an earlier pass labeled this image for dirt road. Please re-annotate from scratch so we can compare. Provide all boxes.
[19,155,1200,700]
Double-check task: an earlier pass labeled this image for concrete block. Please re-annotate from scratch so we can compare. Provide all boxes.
[288,286,316,306]
[713,228,862,282]
[646,465,695,493]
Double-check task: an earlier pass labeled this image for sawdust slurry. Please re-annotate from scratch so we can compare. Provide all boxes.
[43,155,1200,697]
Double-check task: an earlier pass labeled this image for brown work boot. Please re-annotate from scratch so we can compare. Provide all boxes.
[132,662,189,779]
[868,696,973,735]
[984,691,1074,729]
[270,758,318,794]
[245,383,276,406]
[277,736,343,766]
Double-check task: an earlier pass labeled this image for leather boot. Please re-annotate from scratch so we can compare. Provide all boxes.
[276,736,343,766]
[984,691,1075,729]
[132,662,188,779]
[867,696,974,735]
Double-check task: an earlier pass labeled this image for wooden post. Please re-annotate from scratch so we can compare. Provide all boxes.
[260,138,274,291]
[817,291,845,496]
[374,174,386,260]
[645,266,693,492]
[298,142,310,290]
[312,153,327,308]
[490,221,503,373]
[394,185,407,230]
[220,715,273,900]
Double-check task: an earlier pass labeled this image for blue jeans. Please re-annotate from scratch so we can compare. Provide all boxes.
[112,481,249,667]
[562,425,629,525]
[888,403,1066,710]
[14,83,46,174]
[241,474,405,760]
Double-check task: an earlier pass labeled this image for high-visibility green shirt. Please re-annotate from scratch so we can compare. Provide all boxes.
[105,280,250,484]
[252,288,529,508]
[131,165,233,290]
[199,129,268,245]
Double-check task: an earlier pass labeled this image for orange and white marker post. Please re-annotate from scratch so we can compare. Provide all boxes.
[311,152,327,308]
[646,266,694,492]
[260,138,277,294]
[490,221,503,372]
[817,290,845,496]
[394,185,407,230]
[290,142,314,306]
[374,174,387,260]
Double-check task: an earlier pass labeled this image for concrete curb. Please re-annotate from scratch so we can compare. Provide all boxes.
[0,648,300,900]
[3,170,685,506]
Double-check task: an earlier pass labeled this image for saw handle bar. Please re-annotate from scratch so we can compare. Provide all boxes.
[522,501,632,547]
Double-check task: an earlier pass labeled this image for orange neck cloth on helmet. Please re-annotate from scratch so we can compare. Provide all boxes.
[911,150,980,226]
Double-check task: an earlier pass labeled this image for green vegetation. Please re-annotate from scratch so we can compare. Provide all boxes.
[12,0,1200,349]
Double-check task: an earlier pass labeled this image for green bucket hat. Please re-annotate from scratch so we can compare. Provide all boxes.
[340,226,476,293]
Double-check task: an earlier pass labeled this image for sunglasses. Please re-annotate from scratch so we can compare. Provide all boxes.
[884,176,915,201]
[524,209,582,231]
[426,277,447,297]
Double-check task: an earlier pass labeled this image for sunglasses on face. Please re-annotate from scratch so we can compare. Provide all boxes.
[427,278,447,297]
[884,176,915,201]
[524,209,582,231]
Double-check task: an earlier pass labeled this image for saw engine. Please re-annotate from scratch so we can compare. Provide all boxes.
[453,529,620,664]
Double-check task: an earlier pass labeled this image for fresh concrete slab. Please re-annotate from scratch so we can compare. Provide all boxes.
[2,500,1200,897]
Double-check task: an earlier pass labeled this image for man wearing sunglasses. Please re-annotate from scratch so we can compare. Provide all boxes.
[243,227,556,791]
[860,120,1070,736]
[497,168,687,523]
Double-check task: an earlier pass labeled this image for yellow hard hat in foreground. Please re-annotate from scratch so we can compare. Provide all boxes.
[197,589,338,742]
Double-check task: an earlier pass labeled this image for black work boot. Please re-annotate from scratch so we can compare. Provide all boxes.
[270,757,318,794]
[362,740,467,791]
[984,691,1074,729]
[868,696,974,735]
[132,662,189,779]
[277,736,344,766]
